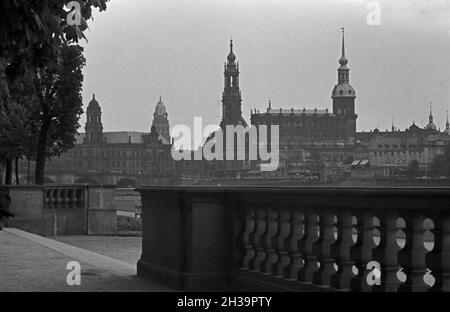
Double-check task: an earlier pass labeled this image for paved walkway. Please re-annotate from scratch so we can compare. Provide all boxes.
[54,236,142,265]
[0,228,172,292]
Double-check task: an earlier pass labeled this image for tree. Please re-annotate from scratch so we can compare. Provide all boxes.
[34,45,86,185]
[0,0,108,184]
[0,58,38,184]
[430,145,450,177]
[0,0,108,73]
[407,160,419,179]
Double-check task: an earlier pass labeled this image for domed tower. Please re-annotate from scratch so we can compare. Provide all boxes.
[332,28,357,139]
[84,94,104,144]
[220,40,247,128]
[151,96,170,142]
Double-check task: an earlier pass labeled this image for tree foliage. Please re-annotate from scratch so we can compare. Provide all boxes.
[34,44,86,184]
[407,159,419,179]
[0,0,107,184]
[430,145,450,177]
[0,0,108,72]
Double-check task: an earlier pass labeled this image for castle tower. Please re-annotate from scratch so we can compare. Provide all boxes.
[84,94,104,144]
[220,40,247,128]
[332,28,357,139]
[151,96,170,142]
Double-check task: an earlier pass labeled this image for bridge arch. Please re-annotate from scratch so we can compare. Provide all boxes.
[116,178,137,188]
[75,177,100,185]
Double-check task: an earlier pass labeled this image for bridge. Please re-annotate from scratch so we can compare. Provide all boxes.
[20,169,175,187]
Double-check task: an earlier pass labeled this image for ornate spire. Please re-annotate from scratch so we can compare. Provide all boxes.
[268,98,272,110]
[339,28,348,67]
[429,102,433,123]
[227,39,236,64]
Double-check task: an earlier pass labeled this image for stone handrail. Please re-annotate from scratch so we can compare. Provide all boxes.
[44,185,86,208]
[137,186,450,292]
[6,184,117,236]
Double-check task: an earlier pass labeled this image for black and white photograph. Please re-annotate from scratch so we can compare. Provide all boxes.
[1,0,450,300]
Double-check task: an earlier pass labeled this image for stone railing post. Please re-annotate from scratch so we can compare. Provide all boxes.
[261,208,278,274]
[137,188,232,291]
[298,209,319,284]
[249,209,267,272]
[284,210,304,280]
[313,209,337,287]
[426,214,450,291]
[373,211,402,292]
[240,204,256,270]
[273,210,291,278]
[350,211,377,292]
[331,210,355,291]
[398,213,429,291]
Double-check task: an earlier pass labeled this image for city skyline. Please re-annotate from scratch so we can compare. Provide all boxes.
[79,0,450,133]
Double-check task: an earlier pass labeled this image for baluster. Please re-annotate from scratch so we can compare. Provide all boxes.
[313,209,337,287]
[373,211,401,292]
[76,189,83,207]
[240,205,256,270]
[249,209,267,272]
[261,208,278,274]
[331,209,355,291]
[67,189,74,207]
[53,189,59,206]
[284,210,304,280]
[45,190,51,208]
[273,210,291,277]
[298,209,319,284]
[60,189,66,206]
[398,213,429,291]
[426,214,450,291]
[350,212,377,291]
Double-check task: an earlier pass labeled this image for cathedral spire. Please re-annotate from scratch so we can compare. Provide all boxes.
[429,102,433,123]
[227,39,236,64]
[425,102,437,130]
[332,28,355,99]
[221,39,247,127]
[339,28,348,68]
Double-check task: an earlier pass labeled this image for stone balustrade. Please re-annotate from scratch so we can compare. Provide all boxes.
[137,186,450,292]
[6,184,117,236]
[45,186,86,208]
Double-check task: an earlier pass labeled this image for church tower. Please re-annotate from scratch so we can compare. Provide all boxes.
[84,94,104,144]
[220,40,247,128]
[332,28,357,139]
[151,96,170,142]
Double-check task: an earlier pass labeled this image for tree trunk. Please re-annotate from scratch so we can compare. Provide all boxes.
[5,158,12,185]
[27,158,31,185]
[35,119,50,185]
[15,157,19,185]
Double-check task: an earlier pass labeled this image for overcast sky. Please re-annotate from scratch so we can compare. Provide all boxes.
[79,0,450,133]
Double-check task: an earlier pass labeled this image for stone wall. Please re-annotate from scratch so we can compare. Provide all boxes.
[5,185,117,236]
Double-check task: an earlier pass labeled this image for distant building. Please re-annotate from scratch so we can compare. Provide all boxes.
[354,109,450,169]
[43,31,450,186]
[44,95,175,185]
